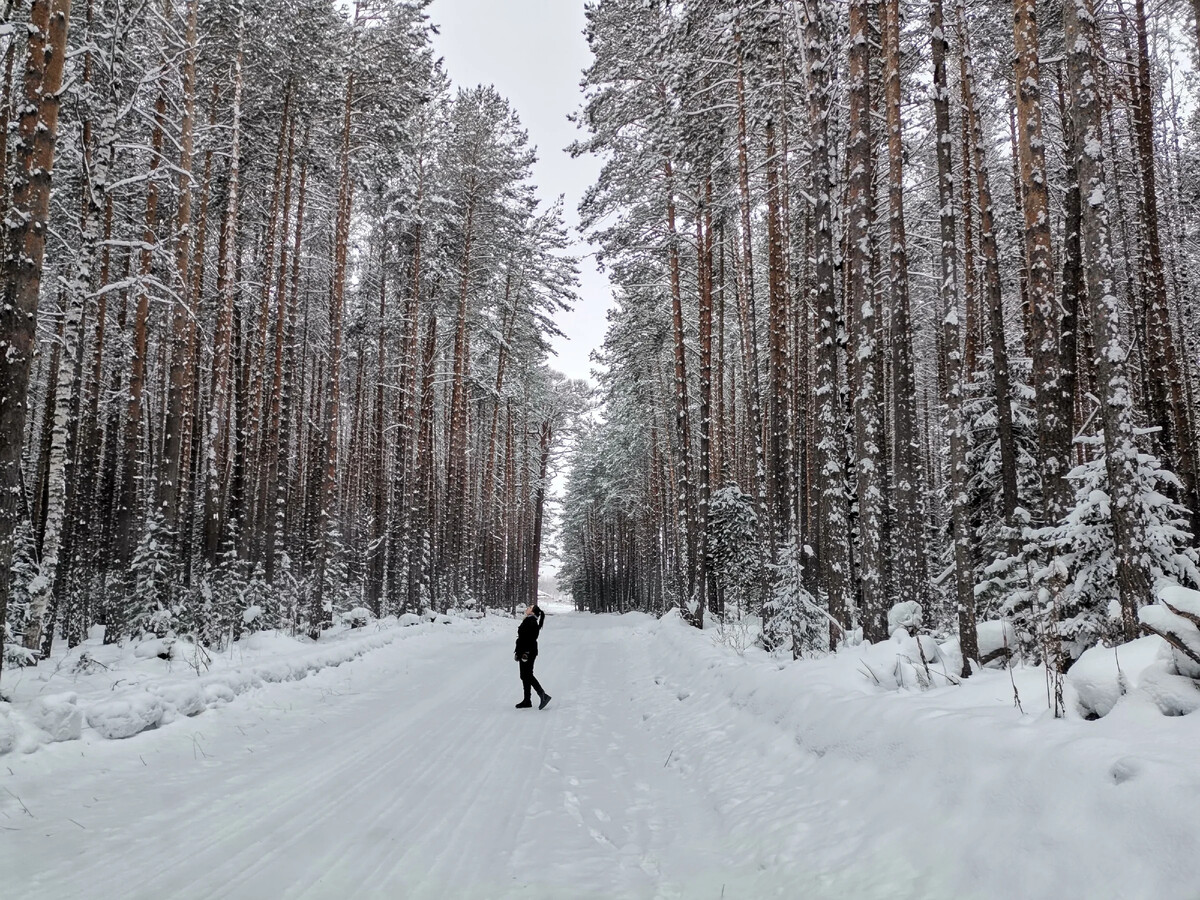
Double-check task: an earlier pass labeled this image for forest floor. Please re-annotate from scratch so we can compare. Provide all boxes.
[3,610,1198,899]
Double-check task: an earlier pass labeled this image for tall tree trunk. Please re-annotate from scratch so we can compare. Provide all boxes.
[446,185,475,600]
[795,0,852,643]
[663,157,698,614]
[1127,0,1197,521]
[159,0,198,538]
[268,134,306,582]
[957,0,1021,526]
[1063,0,1152,638]
[0,0,72,681]
[480,266,517,604]
[1013,0,1070,520]
[528,420,552,607]
[23,300,82,651]
[847,0,886,642]
[696,186,715,632]
[118,89,167,563]
[733,27,769,562]
[881,0,928,606]
[765,117,790,546]
[204,33,245,564]
[366,251,388,616]
[932,0,977,674]
[247,85,292,552]
[1055,64,1081,481]
[411,306,437,611]
[311,71,355,637]
[393,207,423,611]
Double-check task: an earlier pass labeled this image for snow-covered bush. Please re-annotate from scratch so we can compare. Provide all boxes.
[133,636,174,660]
[341,607,373,629]
[241,564,279,633]
[1067,642,1138,718]
[975,523,1041,659]
[3,630,38,669]
[1067,628,1200,720]
[857,627,953,692]
[304,525,350,636]
[712,612,759,655]
[977,620,1018,667]
[127,511,177,640]
[3,519,38,663]
[190,545,282,646]
[888,601,923,637]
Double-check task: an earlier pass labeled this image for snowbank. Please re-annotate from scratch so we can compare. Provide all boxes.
[86,693,166,740]
[0,615,482,756]
[857,627,953,690]
[642,611,1200,899]
[0,705,15,754]
[1062,585,1200,719]
[27,692,83,742]
[1141,584,1200,679]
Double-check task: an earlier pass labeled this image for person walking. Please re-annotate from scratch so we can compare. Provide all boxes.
[514,604,551,709]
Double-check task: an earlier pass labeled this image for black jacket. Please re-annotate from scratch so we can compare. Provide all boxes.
[514,608,545,660]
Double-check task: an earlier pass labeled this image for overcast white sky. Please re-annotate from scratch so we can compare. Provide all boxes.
[427,0,610,386]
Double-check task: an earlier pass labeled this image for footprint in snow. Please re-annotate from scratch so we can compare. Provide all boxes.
[1110,757,1140,784]
[588,826,615,848]
[563,791,584,825]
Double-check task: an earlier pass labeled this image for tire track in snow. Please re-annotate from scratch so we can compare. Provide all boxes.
[7,631,500,899]
[191,640,502,898]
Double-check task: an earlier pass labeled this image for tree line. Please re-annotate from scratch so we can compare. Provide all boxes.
[558,0,1200,675]
[0,0,584,678]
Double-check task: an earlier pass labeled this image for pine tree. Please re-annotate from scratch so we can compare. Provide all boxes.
[763,542,825,658]
[129,511,177,641]
[1032,439,1200,661]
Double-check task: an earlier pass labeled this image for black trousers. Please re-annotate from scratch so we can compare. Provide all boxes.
[519,655,545,701]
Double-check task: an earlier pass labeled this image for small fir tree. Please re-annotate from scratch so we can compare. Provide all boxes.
[1030,436,1200,662]
[762,542,826,658]
[707,485,762,621]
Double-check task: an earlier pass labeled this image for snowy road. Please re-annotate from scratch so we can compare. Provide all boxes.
[5,612,1198,899]
[4,615,769,899]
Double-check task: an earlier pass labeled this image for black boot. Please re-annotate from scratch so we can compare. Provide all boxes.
[515,699,533,709]
[538,693,552,710]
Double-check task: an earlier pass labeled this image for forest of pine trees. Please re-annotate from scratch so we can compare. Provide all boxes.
[558,0,1200,675]
[3,0,1200,687]
[0,0,589,677]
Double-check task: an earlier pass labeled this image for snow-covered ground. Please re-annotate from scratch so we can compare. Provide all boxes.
[0,612,458,754]
[3,610,1198,899]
